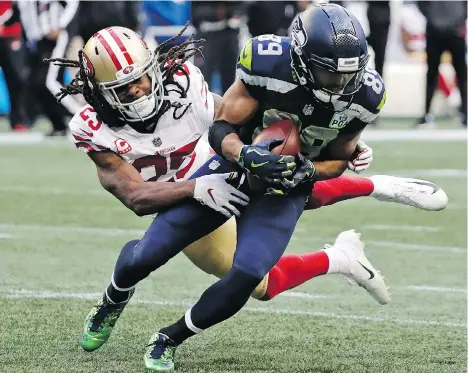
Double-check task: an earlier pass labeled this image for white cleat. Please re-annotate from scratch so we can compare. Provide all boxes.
[369,175,448,211]
[326,230,391,305]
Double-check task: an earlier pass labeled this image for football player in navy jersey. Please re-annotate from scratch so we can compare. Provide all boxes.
[76,5,444,371]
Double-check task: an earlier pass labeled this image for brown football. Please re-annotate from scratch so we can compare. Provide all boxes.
[247,119,301,192]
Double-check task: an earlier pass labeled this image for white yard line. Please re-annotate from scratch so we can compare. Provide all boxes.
[0,233,12,239]
[361,129,467,142]
[0,223,465,254]
[0,223,146,237]
[406,286,467,294]
[364,224,441,232]
[387,169,467,178]
[0,186,106,196]
[279,291,333,300]
[1,288,464,328]
[367,240,466,254]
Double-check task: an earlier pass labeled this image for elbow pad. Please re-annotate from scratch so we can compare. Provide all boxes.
[208,120,238,156]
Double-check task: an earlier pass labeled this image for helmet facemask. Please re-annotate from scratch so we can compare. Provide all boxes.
[291,41,368,106]
[98,51,165,123]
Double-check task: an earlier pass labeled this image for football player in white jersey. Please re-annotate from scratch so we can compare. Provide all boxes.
[47,25,447,371]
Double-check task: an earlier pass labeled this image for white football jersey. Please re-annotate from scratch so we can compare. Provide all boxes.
[68,61,215,182]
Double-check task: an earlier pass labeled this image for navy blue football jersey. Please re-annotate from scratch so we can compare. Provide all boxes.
[236,35,386,159]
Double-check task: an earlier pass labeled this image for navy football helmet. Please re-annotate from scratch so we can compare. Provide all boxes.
[290,4,370,105]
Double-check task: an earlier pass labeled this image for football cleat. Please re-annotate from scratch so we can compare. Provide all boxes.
[326,230,391,305]
[80,289,134,352]
[369,175,448,211]
[144,332,178,371]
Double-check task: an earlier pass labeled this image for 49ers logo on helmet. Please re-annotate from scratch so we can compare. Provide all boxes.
[82,52,95,77]
[114,138,132,154]
[122,65,134,74]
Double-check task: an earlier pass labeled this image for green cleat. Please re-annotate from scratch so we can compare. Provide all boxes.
[144,332,178,371]
[80,289,134,352]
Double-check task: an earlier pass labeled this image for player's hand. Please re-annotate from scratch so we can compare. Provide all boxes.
[348,140,373,173]
[237,138,296,184]
[279,153,315,190]
[194,172,250,218]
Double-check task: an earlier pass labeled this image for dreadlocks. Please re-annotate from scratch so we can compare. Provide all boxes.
[44,23,204,128]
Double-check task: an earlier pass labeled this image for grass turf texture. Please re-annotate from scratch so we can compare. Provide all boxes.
[0,134,466,373]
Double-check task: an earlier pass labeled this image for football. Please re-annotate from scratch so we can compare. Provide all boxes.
[247,119,301,192]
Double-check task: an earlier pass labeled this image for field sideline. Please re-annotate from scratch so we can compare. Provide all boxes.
[0,127,466,373]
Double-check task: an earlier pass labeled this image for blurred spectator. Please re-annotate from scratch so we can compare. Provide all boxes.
[0,0,30,132]
[246,1,299,37]
[417,1,467,127]
[192,1,243,94]
[142,0,191,54]
[366,1,390,78]
[13,0,81,136]
[77,1,139,43]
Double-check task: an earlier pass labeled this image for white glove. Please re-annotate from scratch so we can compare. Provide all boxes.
[194,172,250,218]
[348,140,373,173]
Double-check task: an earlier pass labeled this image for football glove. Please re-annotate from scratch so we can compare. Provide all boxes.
[348,140,373,174]
[266,154,315,196]
[237,138,296,184]
[194,172,250,218]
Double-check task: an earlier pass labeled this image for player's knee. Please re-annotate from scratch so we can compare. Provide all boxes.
[227,266,264,295]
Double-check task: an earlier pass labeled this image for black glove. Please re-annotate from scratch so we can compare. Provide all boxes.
[266,153,315,195]
[237,138,296,184]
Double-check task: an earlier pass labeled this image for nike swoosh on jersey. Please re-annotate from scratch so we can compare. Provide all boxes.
[357,261,375,280]
[82,130,93,137]
[207,188,217,204]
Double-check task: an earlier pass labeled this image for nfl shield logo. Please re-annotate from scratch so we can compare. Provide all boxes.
[209,160,221,170]
[152,137,162,147]
[303,104,314,116]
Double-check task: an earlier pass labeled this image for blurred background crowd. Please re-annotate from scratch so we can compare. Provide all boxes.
[0,0,466,136]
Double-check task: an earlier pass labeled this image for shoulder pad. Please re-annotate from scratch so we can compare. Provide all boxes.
[237,36,296,94]
[356,66,387,115]
[238,35,291,78]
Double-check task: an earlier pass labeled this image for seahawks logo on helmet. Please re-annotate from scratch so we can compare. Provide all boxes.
[291,16,308,49]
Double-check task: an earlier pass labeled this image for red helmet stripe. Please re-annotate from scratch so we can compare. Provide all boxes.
[106,27,134,65]
[95,32,122,70]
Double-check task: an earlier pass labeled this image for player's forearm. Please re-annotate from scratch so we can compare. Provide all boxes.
[220,133,244,162]
[208,120,244,162]
[312,160,348,181]
[110,180,195,216]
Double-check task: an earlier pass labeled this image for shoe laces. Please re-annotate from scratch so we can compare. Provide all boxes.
[89,297,125,332]
[146,335,176,360]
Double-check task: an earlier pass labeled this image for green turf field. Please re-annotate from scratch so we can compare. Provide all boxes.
[0,133,466,373]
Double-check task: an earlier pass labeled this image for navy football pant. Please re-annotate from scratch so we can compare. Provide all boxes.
[112,156,235,289]
[111,155,306,339]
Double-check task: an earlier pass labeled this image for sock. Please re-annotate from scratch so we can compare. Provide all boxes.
[264,250,330,300]
[161,267,259,344]
[308,175,374,210]
[106,275,135,304]
[159,309,199,345]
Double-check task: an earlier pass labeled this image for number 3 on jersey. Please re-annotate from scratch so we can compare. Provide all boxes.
[257,34,282,56]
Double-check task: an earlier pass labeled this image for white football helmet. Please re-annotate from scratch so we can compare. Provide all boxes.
[82,26,164,122]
